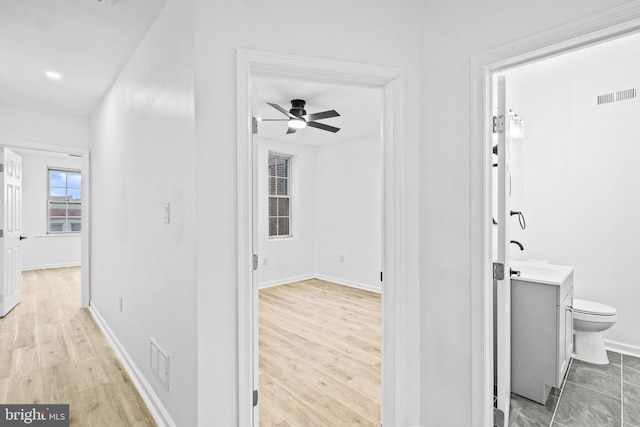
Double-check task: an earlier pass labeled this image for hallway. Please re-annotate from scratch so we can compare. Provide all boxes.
[0,268,155,426]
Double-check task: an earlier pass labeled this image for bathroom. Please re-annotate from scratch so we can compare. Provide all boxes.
[499,32,640,426]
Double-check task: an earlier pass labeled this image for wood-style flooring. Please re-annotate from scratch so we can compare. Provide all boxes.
[259,279,381,426]
[0,267,156,427]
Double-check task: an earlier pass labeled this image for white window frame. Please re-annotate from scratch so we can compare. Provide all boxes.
[47,167,82,234]
[268,153,292,239]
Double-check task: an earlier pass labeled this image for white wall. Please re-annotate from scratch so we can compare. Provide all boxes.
[257,135,383,292]
[90,0,197,425]
[194,2,421,425]
[0,102,90,149]
[257,137,318,287]
[316,135,382,291]
[507,54,640,352]
[18,150,81,270]
[419,1,634,425]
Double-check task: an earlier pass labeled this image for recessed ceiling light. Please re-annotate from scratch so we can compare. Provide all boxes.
[45,71,62,80]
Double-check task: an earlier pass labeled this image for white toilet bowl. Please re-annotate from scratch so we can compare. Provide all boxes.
[573,298,617,364]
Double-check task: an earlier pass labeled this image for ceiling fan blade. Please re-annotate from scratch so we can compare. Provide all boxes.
[286,127,297,134]
[307,121,340,133]
[259,118,290,121]
[303,110,340,121]
[268,103,296,118]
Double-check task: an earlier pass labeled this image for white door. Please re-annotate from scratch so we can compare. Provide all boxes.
[495,75,512,422]
[0,148,23,317]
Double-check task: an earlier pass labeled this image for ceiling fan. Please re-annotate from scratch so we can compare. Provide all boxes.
[262,99,340,134]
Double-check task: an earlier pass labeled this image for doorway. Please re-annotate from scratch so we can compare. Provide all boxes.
[471,6,640,426]
[0,142,90,309]
[252,76,383,425]
[236,50,406,426]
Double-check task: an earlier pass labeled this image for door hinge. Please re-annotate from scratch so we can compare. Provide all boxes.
[0,230,3,238]
[494,407,505,427]
[493,262,504,280]
[252,254,258,271]
[0,164,4,173]
[493,115,505,134]
[380,271,383,282]
[252,117,258,135]
[253,390,258,407]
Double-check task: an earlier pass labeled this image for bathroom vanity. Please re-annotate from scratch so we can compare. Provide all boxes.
[510,260,574,404]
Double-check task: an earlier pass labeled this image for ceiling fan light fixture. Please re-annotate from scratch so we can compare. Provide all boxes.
[289,118,307,129]
[267,100,340,134]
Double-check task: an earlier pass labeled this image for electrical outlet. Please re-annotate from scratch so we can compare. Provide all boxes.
[339,254,345,263]
[119,297,123,312]
[164,202,171,224]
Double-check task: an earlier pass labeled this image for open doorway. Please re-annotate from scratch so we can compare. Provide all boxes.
[14,148,82,269]
[0,143,89,314]
[499,32,640,426]
[472,8,640,427]
[252,77,383,425]
[236,50,407,427]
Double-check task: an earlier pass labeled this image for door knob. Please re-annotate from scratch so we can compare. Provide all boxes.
[19,236,27,240]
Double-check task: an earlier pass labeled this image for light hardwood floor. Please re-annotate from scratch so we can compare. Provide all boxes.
[0,267,156,427]
[259,279,381,426]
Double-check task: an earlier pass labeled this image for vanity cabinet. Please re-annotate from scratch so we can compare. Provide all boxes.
[511,269,574,404]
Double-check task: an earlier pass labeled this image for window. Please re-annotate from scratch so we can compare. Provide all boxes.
[48,169,81,233]
[268,154,291,237]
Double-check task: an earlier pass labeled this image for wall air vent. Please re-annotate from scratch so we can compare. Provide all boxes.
[596,92,615,106]
[150,338,170,390]
[616,88,637,102]
[596,88,637,107]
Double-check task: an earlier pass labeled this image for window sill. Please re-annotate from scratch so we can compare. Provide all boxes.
[268,235,294,241]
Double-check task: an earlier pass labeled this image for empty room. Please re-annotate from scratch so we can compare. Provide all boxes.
[252,77,383,425]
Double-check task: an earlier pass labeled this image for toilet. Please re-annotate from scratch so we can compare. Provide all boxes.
[573,298,617,364]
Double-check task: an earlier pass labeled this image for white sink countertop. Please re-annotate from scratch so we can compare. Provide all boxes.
[510,260,573,286]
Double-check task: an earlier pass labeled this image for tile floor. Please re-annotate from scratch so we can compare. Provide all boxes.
[509,351,640,427]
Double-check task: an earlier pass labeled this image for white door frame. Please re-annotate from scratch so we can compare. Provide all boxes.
[470,3,640,425]
[236,49,406,426]
[0,139,90,308]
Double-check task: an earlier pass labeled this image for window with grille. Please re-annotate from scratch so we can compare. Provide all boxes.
[48,169,81,233]
[268,154,291,238]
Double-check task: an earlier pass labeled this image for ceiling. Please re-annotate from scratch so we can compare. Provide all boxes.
[253,77,382,146]
[7,1,638,128]
[0,1,380,145]
[0,0,167,116]
[507,31,640,82]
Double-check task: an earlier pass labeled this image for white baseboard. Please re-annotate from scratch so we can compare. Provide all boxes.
[22,262,81,271]
[89,304,176,427]
[315,274,381,294]
[259,273,381,294]
[605,339,640,358]
[259,274,316,289]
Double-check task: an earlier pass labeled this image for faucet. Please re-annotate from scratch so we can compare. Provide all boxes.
[510,240,524,251]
